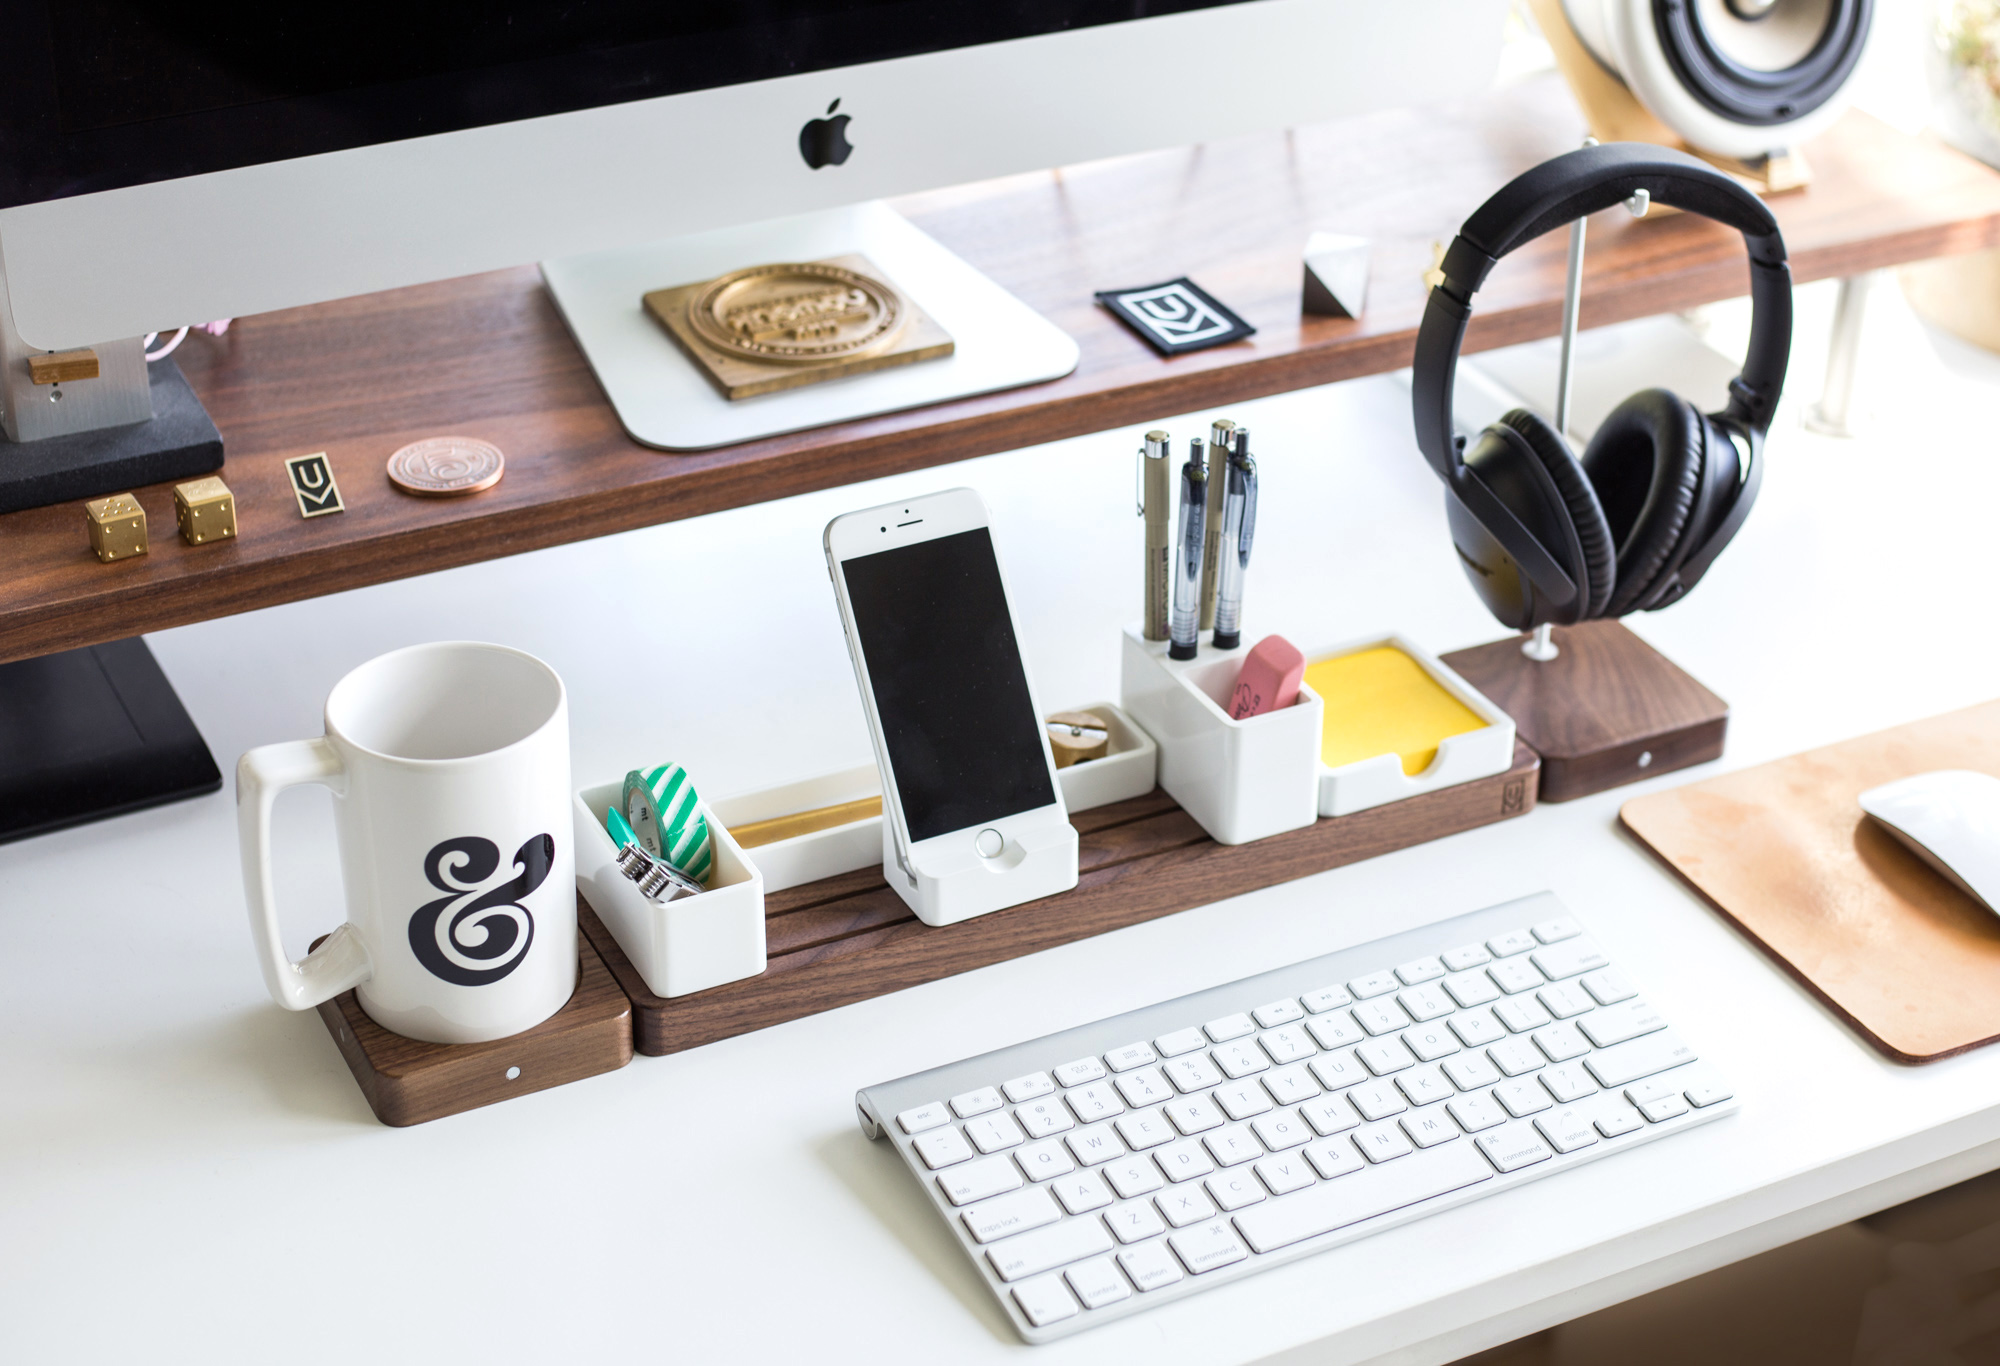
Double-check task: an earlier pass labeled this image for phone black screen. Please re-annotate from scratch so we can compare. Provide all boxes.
[842,527,1055,843]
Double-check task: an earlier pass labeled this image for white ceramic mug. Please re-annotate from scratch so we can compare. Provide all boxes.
[237,641,577,1044]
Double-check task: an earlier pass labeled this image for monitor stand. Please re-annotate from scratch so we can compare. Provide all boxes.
[540,201,1080,451]
[0,638,223,843]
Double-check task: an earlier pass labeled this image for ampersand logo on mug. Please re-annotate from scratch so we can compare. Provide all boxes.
[407,835,555,987]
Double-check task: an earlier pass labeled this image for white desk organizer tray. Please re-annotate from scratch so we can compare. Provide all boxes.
[1119,625,1322,846]
[707,703,1159,894]
[1306,634,1517,818]
[574,780,767,998]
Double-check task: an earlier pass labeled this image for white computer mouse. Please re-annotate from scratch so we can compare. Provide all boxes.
[1858,769,2000,913]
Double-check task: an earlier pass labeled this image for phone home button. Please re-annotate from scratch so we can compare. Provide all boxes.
[974,828,1005,859]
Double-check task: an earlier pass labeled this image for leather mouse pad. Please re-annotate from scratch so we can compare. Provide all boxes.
[1621,699,2000,1062]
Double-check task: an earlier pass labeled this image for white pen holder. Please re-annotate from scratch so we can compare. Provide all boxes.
[573,780,767,998]
[1119,625,1321,846]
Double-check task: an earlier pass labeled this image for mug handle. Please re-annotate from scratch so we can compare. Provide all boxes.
[236,739,374,1010]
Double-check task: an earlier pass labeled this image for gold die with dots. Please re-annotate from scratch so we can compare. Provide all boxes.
[85,493,148,563]
[173,476,236,545]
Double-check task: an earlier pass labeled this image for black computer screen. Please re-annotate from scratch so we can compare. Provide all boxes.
[0,2,1251,209]
[841,527,1054,844]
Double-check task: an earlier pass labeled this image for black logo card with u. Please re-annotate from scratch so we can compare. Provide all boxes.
[285,451,345,518]
[1095,277,1256,356]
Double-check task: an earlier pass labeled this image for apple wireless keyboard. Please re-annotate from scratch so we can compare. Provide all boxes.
[856,893,1736,1342]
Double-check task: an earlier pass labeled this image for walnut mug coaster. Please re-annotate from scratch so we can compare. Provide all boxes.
[237,642,577,1044]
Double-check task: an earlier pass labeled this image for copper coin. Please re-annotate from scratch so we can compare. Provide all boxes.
[386,436,505,497]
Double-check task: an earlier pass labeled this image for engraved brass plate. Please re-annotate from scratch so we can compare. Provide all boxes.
[644,253,953,400]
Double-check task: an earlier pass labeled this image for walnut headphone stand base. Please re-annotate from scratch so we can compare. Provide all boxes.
[1442,620,1726,803]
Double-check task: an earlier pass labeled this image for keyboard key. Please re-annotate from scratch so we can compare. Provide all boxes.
[1585,1032,1697,1088]
[1443,970,1502,1008]
[966,1111,1028,1153]
[1106,1200,1168,1244]
[1117,1239,1185,1291]
[1494,996,1553,1033]
[1052,1169,1114,1214]
[1203,1123,1263,1167]
[964,1185,1062,1243]
[1065,1122,1127,1166]
[1305,1010,1365,1049]
[1531,939,1608,981]
[1489,1039,1545,1077]
[940,1154,1024,1205]
[1303,1136,1366,1179]
[1536,982,1595,1019]
[1579,999,1668,1048]
[1252,1108,1311,1151]
[1011,1273,1080,1325]
[952,1086,1004,1118]
[1442,1051,1501,1091]
[1259,1025,1316,1065]
[1685,1078,1734,1108]
[1349,971,1400,999]
[1447,1091,1507,1132]
[1016,1139,1076,1182]
[1214,1080,1274,1121]
[1640,1093,1689,1122]
[1171,1220,1251,1275]
[1402,1107,1462,1149]
[1442,942,1493,971]
[1538,1063,1598,1104]
[988,1217,1114,1281]
[1055,1057,1108,1087]
[1489,958,1545,994]
[1114,1067,1174,1108]
[1105,1041,1159,1073]
[1015,1098,1075,1139]
[1581,968,1638,1005]
[1348,1081,1408,1121]
[897,1102,951,1134]
[1115,1108,1176,1151]
[1163,1096,1224,1135]
[1263,1063,1321,1106]
[1397,983,1456,1022]
[1396,1065,1452,1107]
[1205,1013,1256,1043]
[1623,1077,1683,1106]
[1532,1022,1590,1063]
[1155,1139,1217,1183]
[1309,1049,1366,1091]
[1003,1073,1056,1104]
[915,1126,975,1169]
[1212,1041,1271,1078]
[1488,930,1537,957]
[1256,1153,1317,1195]
[1104,1157,1165,1200]
[1534,1107,1599,1154]
[1476,1125,1555,1173]
[1357,1037,1417,1075]
[1066,1081,1126,1123]
[1300,1094,1361,1136]
[1396,956,1447,985]
[1449,1009,1506,1047]
[1205,1169,1266,1211]
[1235,1142,1492,1253]
[1495,1080,1553,1117]
[1301,984,1354,1013]
[1065,1255,1133,1310]
[1353,997,1413,1036]
[1596,1106,1644,1138]
[1155,1027,1207,1058]
[1253,998,1306,1028]
[1533,917,1582,944]
[1163,1053,1223,1094]
[1155,1183,1218,1226]
[1403,1022,1462,1061]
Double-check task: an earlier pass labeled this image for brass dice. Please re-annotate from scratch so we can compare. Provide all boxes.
[85,494,149,563]
[173,476,236,545]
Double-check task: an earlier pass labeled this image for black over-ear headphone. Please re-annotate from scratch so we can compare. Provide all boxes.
[1411,143,1793,631]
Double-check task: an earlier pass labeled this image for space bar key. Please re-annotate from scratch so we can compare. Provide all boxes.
[1233,1143,1494,1255]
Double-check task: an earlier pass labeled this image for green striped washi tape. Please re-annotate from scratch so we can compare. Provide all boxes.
[622,761,713,885]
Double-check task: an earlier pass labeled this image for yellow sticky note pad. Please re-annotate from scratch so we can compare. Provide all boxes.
[1304,646,1489,776]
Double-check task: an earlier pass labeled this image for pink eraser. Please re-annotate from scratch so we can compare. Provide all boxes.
[1229,634,1306,720]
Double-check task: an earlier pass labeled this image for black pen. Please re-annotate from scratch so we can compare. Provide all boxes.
[1169,438,1207,659]
[1213,428,1258,650]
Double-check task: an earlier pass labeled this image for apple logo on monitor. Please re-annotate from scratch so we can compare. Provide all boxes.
[799,99,854,169]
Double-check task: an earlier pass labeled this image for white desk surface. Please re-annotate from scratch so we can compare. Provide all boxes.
[8,277,2000,1366]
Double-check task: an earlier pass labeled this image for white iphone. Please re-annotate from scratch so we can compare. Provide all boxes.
[825,487,1079,926]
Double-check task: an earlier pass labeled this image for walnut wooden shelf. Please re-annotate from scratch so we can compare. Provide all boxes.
[584,749,1538,1057]
[7,75,2000,664]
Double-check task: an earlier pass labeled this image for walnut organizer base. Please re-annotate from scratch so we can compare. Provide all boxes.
[584,750,1539,1057]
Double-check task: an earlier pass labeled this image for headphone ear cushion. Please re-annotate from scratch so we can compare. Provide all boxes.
[1581,389,1705,619]
[1497,409,1615,620]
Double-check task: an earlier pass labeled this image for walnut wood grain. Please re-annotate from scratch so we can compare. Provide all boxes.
[25,349,100,385]
[312,941,633,1126]
[585,751,1539,1057]
[1443,622,1728,802]
[6,77,2000,664]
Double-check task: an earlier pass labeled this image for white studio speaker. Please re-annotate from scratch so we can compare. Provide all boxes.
[1557,0,1874,160]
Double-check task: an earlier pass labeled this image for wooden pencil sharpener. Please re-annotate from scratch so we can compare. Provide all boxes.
[173,476,236,545]
[1046,710,1111,768]
[84,493,148,563]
